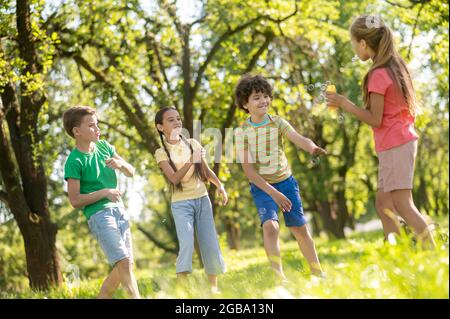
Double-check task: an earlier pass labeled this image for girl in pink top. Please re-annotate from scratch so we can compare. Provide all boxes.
[326,15,435,248]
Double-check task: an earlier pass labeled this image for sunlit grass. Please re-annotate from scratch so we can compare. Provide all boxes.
[3,219,448,299]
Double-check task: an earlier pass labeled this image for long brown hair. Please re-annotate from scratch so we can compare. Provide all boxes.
[350,15,417,116]
[154,107,208,191]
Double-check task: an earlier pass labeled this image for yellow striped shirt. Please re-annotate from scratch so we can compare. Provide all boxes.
[235,115,295,183]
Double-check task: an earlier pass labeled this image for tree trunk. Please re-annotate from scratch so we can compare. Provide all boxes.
[181,26,194,135]
[336,189,352,232]
[316,199,346,239]
[224,219,241,250]
[0,107,61,290]
[224,198,241,250]
[0,0,62,290]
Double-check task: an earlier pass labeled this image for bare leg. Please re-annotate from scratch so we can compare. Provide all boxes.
[207,274,219,293]
[115,258,141,298]
[98,266,120,299]
[375,189,401,239]
[289,225,323,275]
[262,220,286,280]
[391,189,436,249]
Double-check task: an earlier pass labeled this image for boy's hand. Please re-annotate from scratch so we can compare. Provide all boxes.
[271,190,292,212]
[216,185,228,206]
[310,145,327,156]
[105,157,123,170]
[104,189,122,202]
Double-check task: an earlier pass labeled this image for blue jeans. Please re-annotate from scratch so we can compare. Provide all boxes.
[171,196,226,275]
[87,207,133,266]
[250,175,307,227]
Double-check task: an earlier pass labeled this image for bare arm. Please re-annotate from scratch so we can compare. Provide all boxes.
[203,159,222,188]
[327,91,384,128]
[158,148,202,185]
[67,179,121,209]
[241,162,276,195]
[286,130,327,155]
[239,150,292,212]
[105,153,135,177]
[158,160,194,185]
[203,159,228,205]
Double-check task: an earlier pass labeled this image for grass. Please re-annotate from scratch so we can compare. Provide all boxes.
[1,219,448,299]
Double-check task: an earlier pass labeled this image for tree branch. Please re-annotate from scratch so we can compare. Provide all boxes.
[407,1,425,60]
[157,0,183,35]
[219,30,275,137]
[0,190,8,206]
[143,22,179,110]
[66,53,159,153]
[136,224,177,254]
[192,3,298,100]
[384,0,430,9]
[192,16,265,99]
[97,119,142,145]
[0,106,30,227]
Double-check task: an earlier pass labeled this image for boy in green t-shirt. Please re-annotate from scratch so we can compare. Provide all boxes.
[235,74,327,281]
[63,106,140,298]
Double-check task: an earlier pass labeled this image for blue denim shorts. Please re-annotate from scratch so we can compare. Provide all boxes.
[250,175,307,227]
[87,207,133,266]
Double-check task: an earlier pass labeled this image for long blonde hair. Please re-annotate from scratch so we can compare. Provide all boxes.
[350,15,417,116]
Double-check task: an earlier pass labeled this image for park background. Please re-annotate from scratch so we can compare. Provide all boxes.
[0,0,448,298]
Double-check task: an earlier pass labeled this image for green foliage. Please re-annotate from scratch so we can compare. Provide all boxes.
[2,217,448,298]
[0,0,448,293]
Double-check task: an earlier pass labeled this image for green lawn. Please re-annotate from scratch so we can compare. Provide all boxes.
[3,218,448,299]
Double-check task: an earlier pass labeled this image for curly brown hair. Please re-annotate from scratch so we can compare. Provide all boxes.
[235,74,273,113]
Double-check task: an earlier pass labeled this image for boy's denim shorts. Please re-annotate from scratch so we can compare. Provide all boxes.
[250,175,307,227]
[87,207,133,266]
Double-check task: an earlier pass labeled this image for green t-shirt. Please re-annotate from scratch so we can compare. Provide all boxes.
[64,140,123,220]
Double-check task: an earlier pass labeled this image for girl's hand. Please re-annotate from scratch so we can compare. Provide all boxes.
[310,145,327,156]
[191,148,204,163]
[326,92,346,109]
[105,157,123,169]
[217,185,228,206]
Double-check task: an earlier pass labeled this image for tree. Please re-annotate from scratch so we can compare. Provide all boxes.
[0,0,61,290]
[44,0,301,250]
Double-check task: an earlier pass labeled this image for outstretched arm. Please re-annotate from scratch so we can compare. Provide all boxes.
[326,91,384,128]
[286,130,327,156]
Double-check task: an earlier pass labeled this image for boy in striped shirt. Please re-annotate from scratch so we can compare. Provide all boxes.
[235,74,326,280]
